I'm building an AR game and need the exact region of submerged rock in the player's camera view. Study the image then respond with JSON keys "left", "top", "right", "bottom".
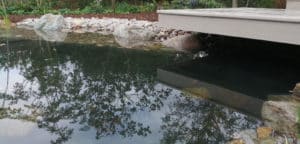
{"left": 256, "top": 127, "right": 273, "bottom": 140}
{"left": 261, "top": 101, "right": 299, "bottom": 134}
{"left": 34, "top": 30, "right": 68, "bottom": 42}
{"left": 231, "top": 129, "right": 258, "bottom": 144}
{"left": 227, "top": 139, "right": 245, "bottom": 144}
{"left": 34, "top": 14, "right": 66, "bottom": 31}
{"left": 16, "top": 18, "right": 38, "bottom": 29}
{"left": 0, "top": 43, "right": 6, "bottom": 47}
{"left": 228, "top": 127, "right": 297, "bottom": 144}
{"left": 162, "top": 34, "right": 202, "bottom": 52}
{"left": 292, "top": 83, "right": 300, "bottom": 100}
{"left": 114, "top": 36, "right": 152, "bottom": 48}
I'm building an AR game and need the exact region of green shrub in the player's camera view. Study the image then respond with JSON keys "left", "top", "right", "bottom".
{"left": 2, "top": 0, "right": 278, "bottom": 15}
{"left": 139, "top": 3, "right": 156, "bottom": 12}
{"left": 169, "top": 0, "right": 223, "bottom": 9}
{"left": 256, "top": 0, "right": 276, "bottom": 8}
{"left": 198, "top": 0, "right": 223, "bottom": 8}
{"left": 114, "top": 2, "right": 140, "bottom": 13}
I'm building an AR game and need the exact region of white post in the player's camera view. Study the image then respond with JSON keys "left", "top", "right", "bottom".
{"left": 286, "top": 0, "right": 300, "bottom": 10}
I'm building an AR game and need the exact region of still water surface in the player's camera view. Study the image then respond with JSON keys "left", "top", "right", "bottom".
{"left": 0, "top": 29, "right": 260, "bottom": 144}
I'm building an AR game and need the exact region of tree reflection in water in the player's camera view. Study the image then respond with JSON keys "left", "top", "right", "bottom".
{"left": 0, "top": 38, "right": 260, "bottom": 144}
{"left": 160, "top": 95, "right": 259, "bottom": 144}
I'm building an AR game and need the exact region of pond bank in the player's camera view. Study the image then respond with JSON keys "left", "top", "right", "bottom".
{"left": 1, "top": 13, "right": 201, "bottom": 51}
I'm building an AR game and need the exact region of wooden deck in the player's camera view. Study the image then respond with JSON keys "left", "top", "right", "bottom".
{"left": 158, "top": 8, "right": 300, "bottom": 45}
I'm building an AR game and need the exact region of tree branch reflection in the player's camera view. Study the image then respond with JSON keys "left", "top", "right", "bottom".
{"left": 0, "top": 40, "right": 182, "bottom": 143}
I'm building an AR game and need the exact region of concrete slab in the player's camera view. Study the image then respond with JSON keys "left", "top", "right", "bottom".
{"left": 158, "top": 8, "right": 300, "bottom": 45}
{"left": 287, "top": 0, "right": 300, "bottom": 10}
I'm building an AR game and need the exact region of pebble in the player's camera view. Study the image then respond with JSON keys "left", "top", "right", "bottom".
{"left": 0, "top": 43, "right": 6, "bottom": 47}
{"left": 256, "top": 127, "right": 273, "bottom": 140}
{"left": 227, "top": 139, "right": 245, "bottom": 144}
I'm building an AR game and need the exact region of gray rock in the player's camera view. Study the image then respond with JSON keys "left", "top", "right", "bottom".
{"left": 113, "top": 24, "right": 157, "bottom": 48}
{"left": 162, "top": 34, "right": 202, "bottom": 52}
{"left": 113, "top": 24, "right": 156, "bottom": 41}
{"left": 114, "top": 36, "right": 152, "bottom": 48}
{"left": 34, "top": 30, "right": 68, "bottom": 42}
{"left": 16, "top": 18, "right": 38, "bottom": 29}
{"left": 261, "top": 101, "right": 299, "bottom": 134}
{"left": 34, "top": 14, "right": 66, "bottom": 31}
{"left": 0, "top": 43, "right": 6, "bottom": 47}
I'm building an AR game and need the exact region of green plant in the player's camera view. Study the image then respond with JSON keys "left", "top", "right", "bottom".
{"left": 140, "top": 3, "right": 156, "bottom": 12}
{"left": 256, "top": 0, "right": 276, "bottom": 8}
{"left": 0, "top": 0, "right": 11, "bottom": 29}
{"left": 114, "top": 2, "right": 140, "bottom": 13}
{"left": 170, "top": 0, "right": 223, "bottom": 9}
{"left": 81, "top": 6, "right": 95, "bottom": 14}
{"left": 198, "top": 0, "right": 223, "bottom": 8}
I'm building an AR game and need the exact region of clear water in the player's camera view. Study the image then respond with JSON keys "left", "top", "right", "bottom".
{"left": 0, "top": 29, "right": 260, "bottom": 144}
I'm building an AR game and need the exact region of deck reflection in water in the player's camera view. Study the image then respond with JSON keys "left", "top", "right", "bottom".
{"left": 158, "top": 54, "right": 300, "bottom": 118}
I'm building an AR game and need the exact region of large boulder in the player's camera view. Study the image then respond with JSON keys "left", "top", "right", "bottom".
{"left": 113, "top": 24, "right": 157, "bottom": 48}
{"left": 114, "top": 24, "right": 156, "bottom": 40}
{"left": 34, "top": 14, "right": 66, "bottom": 31}
{"left": 261, "top": 101, "right": 299, "bottom": 134}
{"left": 34, "top": 30, "right": 68, "bottom": 42}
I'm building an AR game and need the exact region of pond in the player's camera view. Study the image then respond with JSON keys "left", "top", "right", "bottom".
{"left": 0, "top": 28, "right": 262, "bottom": 144}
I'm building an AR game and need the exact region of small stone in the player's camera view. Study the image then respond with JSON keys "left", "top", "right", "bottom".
{"left": 227, "top": 139, "right": 245, "bottom": 144}
{"left": 96, "top": 44, "right": 104, "bottom": 47}
{"left": 10, "top": 23, "right": 16, "bottom": 27}
{"left": 257, "top": 127, "right": 272, "bottom": 140}
{"left": 259, "top": 138, "right": 276, "bottom": 144}
{"left": 73, "top": 29, "right": 85, "bottom": 33}
{"left": 232, "top": 129, "right": 258, "bottom": 144}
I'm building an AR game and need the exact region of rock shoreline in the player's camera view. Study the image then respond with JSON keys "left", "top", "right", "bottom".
{"left": 12, "top": 14, "right": 195, "bottom": 50}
